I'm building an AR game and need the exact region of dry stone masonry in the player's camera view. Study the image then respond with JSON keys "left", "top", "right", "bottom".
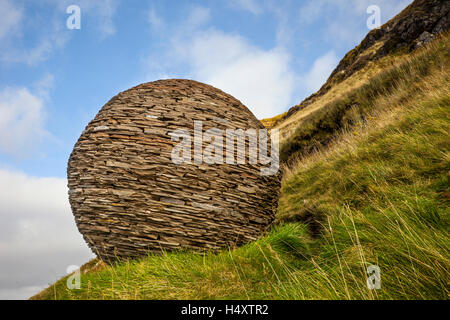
{"left": 68, "top": 79, "right": 281, "bottom": 262}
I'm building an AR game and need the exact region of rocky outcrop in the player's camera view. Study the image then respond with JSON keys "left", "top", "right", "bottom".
{"left": 328, "top": 0, "right": 449, "bottom": 83}
{"left": 67, "top": 79, "right": 281, "bottom": 263}
{"left": 282, "top": 0, "right": 450, "bottom": 121}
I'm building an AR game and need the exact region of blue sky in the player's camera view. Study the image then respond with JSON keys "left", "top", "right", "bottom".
{"left": 0, "top": 0, "right": 412, "bottom": 299}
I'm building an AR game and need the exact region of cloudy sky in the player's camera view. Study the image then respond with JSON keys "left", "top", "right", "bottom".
{"left": 0, "top": 0, "right": 412, "bottom": 299}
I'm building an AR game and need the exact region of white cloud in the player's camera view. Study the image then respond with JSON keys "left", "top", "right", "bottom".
{"left": 0, "top": 3, "right": 68, "bottom": 65}
{"left": 34, "top": 74, "right": 55, "bottom": 100}
{"left": 94, "top": 0, "right": 119, "bottom": 37}
{"left": 0, "top": 74, "right": 58, "bottom": 157}
{"left": 175, "top": 30, "right": 294, "bottom": 119}
{"left": 52, "top": 0, "right": 120, "bottom": 38}
{"left": 144, "top": 2, "right": 413, "bottom": 118}
{"left": 0, "top": 0, "right": 22, "bottom": 39}
{"left": 0, "top": 169, "right": 93, "bottom": 299}
{"left": 0, "top": 87, "right": 48, "bottom": 156}
{"left": 268, "top": 4, "right": 291, "bottom": 47}
{"left": 0, "top": 0, "right": 120, "bottom": 65}
{"left": 0, "top": 20, "right": 69, "bottom": 66}
{"left": 231, "top": 0, "right": 262, "bottom": 15}
{"left": 146, "top": 6, "right": 296, "bottom": 119}
{"left": 148, "top": 8, "right": 164, "bottom": 31}
{"left": 350, "top": 0, "right": 413, "bottom": 18}
{"left": 297, "top": 0, "right": 328, "bottom": 25}
{"left": 302, "top": 51, "right": 339, "bottom": 92}
{"left": 297, "top": 0, "right": 413, "bottom": 47}
{"left": 186, "top": 6, "right": 211, "bottom": 29}
{"left": 298, "top": 0, "right": 412, "bottom": 24}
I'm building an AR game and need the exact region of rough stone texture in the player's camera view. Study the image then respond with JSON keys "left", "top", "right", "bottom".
{"left": 68, "top": 79, "right": 281, "bottom": 263}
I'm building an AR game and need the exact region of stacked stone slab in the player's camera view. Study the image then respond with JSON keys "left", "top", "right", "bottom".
{"left": 68, "top": 79, "right": 281, "bottom": 262}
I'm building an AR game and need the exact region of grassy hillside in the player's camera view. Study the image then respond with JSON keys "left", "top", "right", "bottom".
{"left": 273, "top": 0, "right": 449, "bottom": 143}
{"left": 261, "top": 112, "right": 287, "bottom": 129}
{"left": 32, "top": 34, "right": 449, "bottom": 300}
{"left": 278, "top": 34, "right": 449, "bottom": 164}
{"left": 271, "top": 45, "right": 400, "bottom": 143}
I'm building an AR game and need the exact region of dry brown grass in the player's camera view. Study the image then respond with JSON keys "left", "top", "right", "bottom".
{"left": 274, "top": 36, "right": 441, "bottom": 144}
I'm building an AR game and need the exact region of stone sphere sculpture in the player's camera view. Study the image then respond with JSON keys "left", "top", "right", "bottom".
{"left": 68, "top": 79, "right": 281, "bottom": 262}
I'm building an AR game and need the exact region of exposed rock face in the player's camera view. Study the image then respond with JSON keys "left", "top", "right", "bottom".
{"left": 68, "top": 79, "right": 281, "bottom": 262}
{"left": 328, "top": 0, "right": 449, "bottom": 83}
{"left": 281, "top": 0, "right": 450, "bottom": 121}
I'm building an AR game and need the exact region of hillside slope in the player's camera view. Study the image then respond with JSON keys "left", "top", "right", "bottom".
{"left": 271, "top": 0, "right": 449, "bottom": 146}
{"left": 32, "top": 33, "right": 449, "bottom": 300}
